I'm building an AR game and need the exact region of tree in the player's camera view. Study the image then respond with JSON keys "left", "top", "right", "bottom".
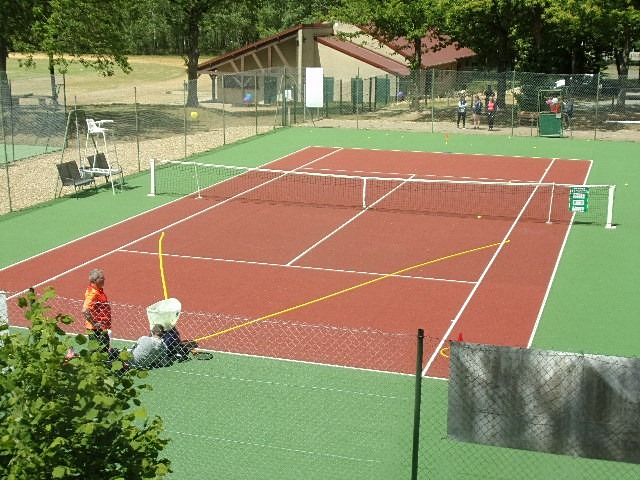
{"left": 442, "top": 0, "right": 535, "bottom": 107}
{"left": 0, "top": 288, "right": 171, "bottom": 479}
{"left": 332, "top": 0, "right": 449, "bottom": 109}
{"left": 0, "top": 0, "right": 37, "bottom": 105}
{"left": 1, "top": 0, "right": 132, "bottom": 108}
{"left": 167, "top": 0, "right": 222, "bottom": 107}
{"left": 590, "top": 0, "right": 639, "bottom": 106}
{"left": 125, "top": 0, "right": 174, "bottom": 55}
{"left": 255, "top": 0, "right": 340, "bottom": 38}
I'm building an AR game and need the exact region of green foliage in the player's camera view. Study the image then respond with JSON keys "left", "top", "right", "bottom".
{"left": 0, "top": 288, "right": 171, "bottom": 479}
{"left": 332, "top": 0, "right": 448, "bottom": 70}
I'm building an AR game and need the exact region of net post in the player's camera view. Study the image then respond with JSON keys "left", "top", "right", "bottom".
{"left": 148, "top": 158, "right": 156, "bottom": 196}
{"left": 194, "top": 163, "right": 202, "bottom": 199}
{"left": 411, "top": 328, "right": 425, "bottom": 480}
{"left": 362, "top": 177, "right": 367, "bottom": 209}
{"left": 605, "top": 184, "right": 616, "bottom": 229}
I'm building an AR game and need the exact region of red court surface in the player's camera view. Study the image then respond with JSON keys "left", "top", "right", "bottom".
{"left": 0, "top": 147, "right": 591, "bottom": 378}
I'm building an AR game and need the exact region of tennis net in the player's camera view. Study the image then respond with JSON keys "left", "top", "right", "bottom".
{"left": 149, "top": 159, "right": 616, "bottom": 227}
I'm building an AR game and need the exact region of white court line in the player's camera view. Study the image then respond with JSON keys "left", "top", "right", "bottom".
{"left": 0, "top": 145, "right": 318, "bottom": 275}
{"left": 119, "top": 248, "right": 477, "bottom": 286}
{"left": 6, "top": 147, "right": 344, "bottom": 300}
{"left": 527, "top": 159, "right": 593, "bottom": 347}
{"left": 422, "top": 158, "right": 559, "bottom": 377}
{"left": 286, "top": 175, "right": 417, "bottom": 266}
{"left": 303, "top": 167, "right": 537, "bottom": 184}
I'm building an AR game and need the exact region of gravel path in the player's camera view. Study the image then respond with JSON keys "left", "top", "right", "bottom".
{"left": 1, "top": 117, "right": 636, "bottom": 215}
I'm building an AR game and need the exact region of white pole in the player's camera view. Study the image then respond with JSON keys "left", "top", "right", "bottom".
{"left": 0, "top": 291, "right": 7, "bottom": 333}
{"left": 605, "top": 184, "right": 616, "bottom": 229}
{"left": 195, "top": 163, "right": 202, "bottom": 199}
{"left": 362, "top": 177, "right": 367, "bottom": 208}
{"left": 148, "top": 159, "right": 156, "bottom": 196}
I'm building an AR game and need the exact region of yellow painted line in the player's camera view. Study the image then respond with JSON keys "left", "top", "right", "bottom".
{"left": 159, "top": 232, "right": 169, "bottom": 300}
{"left": 194, "top": 240, "right": 510, "bottom": 343}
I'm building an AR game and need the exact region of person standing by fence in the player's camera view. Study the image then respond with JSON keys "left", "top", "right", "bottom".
{"left": 82, "top": 268, "right": 112, "bottom": 353}
{"left": 486, "top": 96, "right": 497, "bottom": 131}
{"left": 456, "top": 96, "right": 467, "bottom": 129}
{"left": 484, "top": 85, "right": 494, "bottom": 106}
{"left": 472, "top": 95, "right": 482, "bottom": 129}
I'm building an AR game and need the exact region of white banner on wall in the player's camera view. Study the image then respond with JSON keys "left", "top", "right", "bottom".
{"left": 305, "top": 67, "right": 324, "bottom": 108}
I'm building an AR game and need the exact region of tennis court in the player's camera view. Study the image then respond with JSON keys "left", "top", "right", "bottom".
{"left": 1, "top": 127, "right": 638, "bottom": 479}
{"left": 0, "top": 145, "right": 605, "bottom": 379}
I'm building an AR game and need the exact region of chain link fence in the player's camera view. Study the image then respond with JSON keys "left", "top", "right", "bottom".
{"left": 1, "top": 67, "right": 638, "bottom": 215}
{"left": 2, "top": 289, "right": 639, "bottom": 479}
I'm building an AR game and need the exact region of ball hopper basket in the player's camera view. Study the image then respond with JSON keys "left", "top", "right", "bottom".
{"left": 146, "top": 298, "right": 182, "bottom": 330}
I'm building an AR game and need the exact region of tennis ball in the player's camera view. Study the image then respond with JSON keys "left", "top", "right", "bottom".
{"left": 477, "top": 215, "right": 482, "bottom": 219}
{"left": 190, "top": 111, "right": 198, "bottom": 119}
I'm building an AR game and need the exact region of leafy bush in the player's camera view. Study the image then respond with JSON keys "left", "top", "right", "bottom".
{"left": 0, "top": 288, "right": 171, "bottom": 479}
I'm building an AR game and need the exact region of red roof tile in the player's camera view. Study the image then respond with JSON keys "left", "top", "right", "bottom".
{"left": 316, "top": 36, "right": 410, "bottom": 76}
{"left": 359, "top": 26, "right": 476, "bottom": 68}
{"left": 198, "top": 23, "right": 475, "bottom": 73}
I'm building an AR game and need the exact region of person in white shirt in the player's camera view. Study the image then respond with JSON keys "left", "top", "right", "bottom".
{"left": 128, "top": 324, "right": 171, "bottom": 369}
{"left": 457, "top": 96, "right": 467, "bottom": 129}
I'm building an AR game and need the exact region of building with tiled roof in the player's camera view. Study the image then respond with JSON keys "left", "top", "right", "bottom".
{"left": 197, "top": 23, "right": 476, "bottom": 106}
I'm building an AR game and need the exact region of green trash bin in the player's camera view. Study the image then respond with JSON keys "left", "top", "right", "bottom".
{"left": 538, "top": 113, "right": 563, "bottom": 137}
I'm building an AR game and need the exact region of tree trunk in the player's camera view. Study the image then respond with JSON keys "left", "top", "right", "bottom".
{"left": 185, "top": 16, "right": 200, "bottom": 108}
{"left": 0, "top": 40, "right": 7, "bottom": 82}
{"left": 0, "top": 41, "right": 9, "bottom": 102}
{"left": 615, "top": 48, "right": 630, "bottom": 109}
{"left": 48, "top": 53, "right": 59, "bottom": 108}
{"left": 408, "top": 37, "right": 423, "bottom": 111}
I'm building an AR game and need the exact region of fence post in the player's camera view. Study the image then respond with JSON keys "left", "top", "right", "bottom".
{"left": 510, "top": 70, "right": 516, "bottom": 136}
{"left": 430, "top": 70, "right": 435, "bottom": 133}
{"left": 411, "top": 328, "right": 425, "bottom": 480}
{"left": 594, "top": 72, "right": 600, "bottom": 140}
{"left": 254, "top": 74, "right": 258, "bottom": 135}
{"left": 134, "top": 87, "right": 140, "bottom": 172}
{"left": 356, "top": 69, "right": 360, "bottom": 130}
{"left": 1, "top": 80, "right": 13, "bottom": 213}
{"left": 183, "top": 81, "right": 187, "bottom": 160}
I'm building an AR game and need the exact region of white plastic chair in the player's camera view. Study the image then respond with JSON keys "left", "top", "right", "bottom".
{"left": 85, "top": 118, "right": 114, "bottom": 155}
{"left": 84, "top": 118, "right": 121, "bottom": 194}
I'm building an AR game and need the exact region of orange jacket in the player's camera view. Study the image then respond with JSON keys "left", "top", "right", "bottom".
{"left": 83, "top": 284, "right": 111, "bottom": 330}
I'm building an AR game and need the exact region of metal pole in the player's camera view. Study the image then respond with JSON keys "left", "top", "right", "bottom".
{"left": 183, "top": 81, "right": 187, "bottom": 159}
{"left": 356, "top": 68, "right": 360, "bottom": 130}
{"left": 594, "top": 72, "right": 600, "bottom": 140}
{"left": 510, "top": 70, "right": 516, "bottom": 136}
{"left": 411, "top": 328, "right": 425, "bottom": 480}
{"left": 254, "top": 74, "right": 258, "bottom": 135}
{"left": 134, "top": 87, "right": 140, "bottom": 172}
{"left": 431, "top": 70, "right": 435, "bottom": 133}
{"left": 0, "top": 82, "right": 12, "bottom": 212}
{"left": 222, "top": 76, "right": 227, "bottom": 144}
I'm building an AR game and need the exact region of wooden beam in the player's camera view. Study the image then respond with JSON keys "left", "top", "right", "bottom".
{"left": 251, "top": 52, "right": 263, "bottom": 70}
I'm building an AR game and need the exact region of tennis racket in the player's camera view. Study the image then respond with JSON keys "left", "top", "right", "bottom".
{"left": 190, "top": 349, "right": 214, "bottom": 360}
